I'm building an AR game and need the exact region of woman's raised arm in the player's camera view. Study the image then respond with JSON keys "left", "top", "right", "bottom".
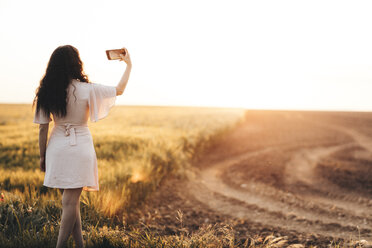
{"left": 116, "top": 47, "right": 132, "bottom": 96}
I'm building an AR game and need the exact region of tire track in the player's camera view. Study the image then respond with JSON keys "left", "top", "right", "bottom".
{"left": 188, "top": 120, "right": 372, "bottom": 241}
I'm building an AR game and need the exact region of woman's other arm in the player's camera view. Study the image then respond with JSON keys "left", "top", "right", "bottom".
{"left": 116, "top": 47, "right": 132, "bottom": 96}
{"left": 38, "top": 123, "right": 49, "bottom": 172}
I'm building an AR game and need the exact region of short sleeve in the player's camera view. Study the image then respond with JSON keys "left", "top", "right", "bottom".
{"left": 33, "top": 107, "right": 52, "bottom": 124}
{"left": 88, "top": 83, "right": 117, "bottom": 122}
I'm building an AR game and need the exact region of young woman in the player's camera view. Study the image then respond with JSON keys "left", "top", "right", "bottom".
{"left": 32, "top": 45, "right": 132, "bottom": 248}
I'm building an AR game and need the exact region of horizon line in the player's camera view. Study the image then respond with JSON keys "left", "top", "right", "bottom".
{"left": 1, "top": 102, "right": 372, "bottom": 113}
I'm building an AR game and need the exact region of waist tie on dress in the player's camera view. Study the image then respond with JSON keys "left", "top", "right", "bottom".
{"left": 56, "top": 123, "right": 88, "bottom": 146}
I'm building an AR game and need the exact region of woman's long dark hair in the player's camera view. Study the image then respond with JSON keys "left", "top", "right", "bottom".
{"left": 32, "top": 45, "right": 90, "bottom": 119}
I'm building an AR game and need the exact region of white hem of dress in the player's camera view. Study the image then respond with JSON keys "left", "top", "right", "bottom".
{"left": 43, "top": 184, "right": 99, "bottom": 192}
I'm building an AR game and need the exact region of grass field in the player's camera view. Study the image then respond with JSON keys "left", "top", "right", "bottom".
{"left": 1, "top": 105, "right": 369, "bottom": 247}
{"left": 0, "top": 104, "right": 246, "bottom": 247}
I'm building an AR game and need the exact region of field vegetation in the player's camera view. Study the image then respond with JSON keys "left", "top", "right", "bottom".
{"left": 0, "top": 105, "right": 366, "bottom": 247}
{"left": 0, "top": 104, "right": 247, "bottom": 247}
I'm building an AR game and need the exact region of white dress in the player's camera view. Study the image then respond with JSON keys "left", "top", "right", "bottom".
{"left": 33, "top": 79, "right": 117, "bottom": 191}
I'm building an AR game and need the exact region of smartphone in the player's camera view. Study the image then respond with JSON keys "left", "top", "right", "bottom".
{"left": 106, "top": 49, "right": 126, "bottom": 60}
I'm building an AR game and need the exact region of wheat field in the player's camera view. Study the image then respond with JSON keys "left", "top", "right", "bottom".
{"left": 0, "top": 104, "right": 245, "bottom": 247}
{"left": 2, "top": 105, "right": 367, "bottom": 247}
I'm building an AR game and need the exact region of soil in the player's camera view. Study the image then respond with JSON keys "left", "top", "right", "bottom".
{"left": 135, "top": 110, "right": 372, "bottom": 247}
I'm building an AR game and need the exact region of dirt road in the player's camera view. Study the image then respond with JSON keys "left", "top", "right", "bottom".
{"left": 140, "top": 110, "right": 372, "bottom": 245}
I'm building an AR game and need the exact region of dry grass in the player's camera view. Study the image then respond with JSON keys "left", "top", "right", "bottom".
{"left": 0, "top": 104, "right": 246, "bottom": 247}
{"left": 0, "top": 105, "right": 361, "bottom": 247}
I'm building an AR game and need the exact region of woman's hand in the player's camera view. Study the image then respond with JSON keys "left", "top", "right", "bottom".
{"left": 40, "top": 157, "right": 46, "bottom": 172}
{"left": 119, "top": 47, "right": 132, "bottom": 66}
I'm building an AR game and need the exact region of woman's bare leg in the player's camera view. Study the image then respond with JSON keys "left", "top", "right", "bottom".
{"left": 56, "top": 188, "right": 83, "bottom": 248}
{"left": 71, "top": 201, "right": 84, "bottom": 247}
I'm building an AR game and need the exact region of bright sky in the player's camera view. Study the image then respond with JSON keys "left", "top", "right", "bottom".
{"left": 1, "top": 0, "right": 372, "bottom": 111}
